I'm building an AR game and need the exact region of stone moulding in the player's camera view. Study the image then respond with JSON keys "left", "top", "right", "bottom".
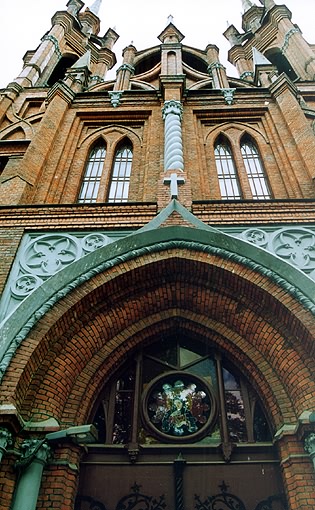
{"left": 0, "top": 225, "right": 315, "bottom": 382}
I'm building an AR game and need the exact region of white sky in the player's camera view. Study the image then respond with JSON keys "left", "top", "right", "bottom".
{"left": 0, "top": 0, "right": 314, "bottom": 88}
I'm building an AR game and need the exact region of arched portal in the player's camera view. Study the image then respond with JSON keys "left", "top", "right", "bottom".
{"left": 1, "top": 219, "right": 315, "bottom": 510}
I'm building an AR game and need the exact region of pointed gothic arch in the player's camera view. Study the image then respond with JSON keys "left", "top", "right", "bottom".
{"left": 1, "top": 214, "right": 314, "bottom": 510}
{"left": 107, "top": 138, "right": 133, "bottom": 203}
{"left": 77, "top": 139, "right": 107, "bottom": 203}
{"left": 240, "top": 134, "right": 272, "bottom": 199}
{"left": 214, "top": 134, "right": 242, "bottom": 199}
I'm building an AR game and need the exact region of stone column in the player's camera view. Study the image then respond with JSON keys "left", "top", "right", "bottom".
{"left": 162, "top": 100, "right": 184, "bottom": 171}
{"left": 0, "top": 427, "right": 13, "bottom": 463}
{"left": 12, "top": 439, "right": 52, "bottom": 510}
{"left": 206, "top": 45, "right": 229, "bottom": 89}
{"left": 114, "top": 45, "right": 136, "bottom": 91}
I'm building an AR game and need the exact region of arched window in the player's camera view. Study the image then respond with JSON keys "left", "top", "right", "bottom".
{"left": 92, "top": 337, "right": 272, "bottom": 446}
{"left": 108, "top": 141, "right": 133, "bottom": 203}
{"left": 214, "top": 136, "right": 242, "bottom": 199}
{"left": 78, "top": 141, "right": 106, "bottom": 203}
{"left": 241, "top": 137, "right": 271, "bottom": 199}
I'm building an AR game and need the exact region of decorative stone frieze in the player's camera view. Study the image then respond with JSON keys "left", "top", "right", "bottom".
{"left": 2, "top": 226, "right": 315, "bottom": 324}
{"left": 0, "top": 231, "right": 127, "bottom": 322}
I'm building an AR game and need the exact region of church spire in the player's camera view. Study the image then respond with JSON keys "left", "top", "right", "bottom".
{"left": 88, "top": 0, "right": 102, "bottom": 16}
{"left": 242, "top": 0, "right": 253, "bottom": 12}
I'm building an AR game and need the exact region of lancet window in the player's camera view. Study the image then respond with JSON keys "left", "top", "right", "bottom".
{"left": 214, "top": 136, "right": 242, "bottom": 199}
{"left": 108, "top": 141, "right": 133, "bottom": 203}
{"left": 241, "top": 137, "right": 272, "bottom": 199}
{"left": 213, "top": 133, "right": 272, "bottom": 200}
{"left": 78, "top": 141, "right": 106, "bottom": 203}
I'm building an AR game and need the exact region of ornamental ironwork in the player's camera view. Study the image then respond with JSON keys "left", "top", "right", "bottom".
{"left": 195, "top": 481, "right": 287, "bottom": 510}
{"left": 76, "top": 484, "right": 166, "bottom": 510}
{"left": 116, "top": 483, "right": 166, "bottom": 510}
{"left": 195, "top": 481, "right": 246, "bottom": 510}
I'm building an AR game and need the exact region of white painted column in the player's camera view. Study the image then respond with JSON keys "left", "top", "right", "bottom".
{"left": 162, "top": 100, "right": 184, "bottom": 171}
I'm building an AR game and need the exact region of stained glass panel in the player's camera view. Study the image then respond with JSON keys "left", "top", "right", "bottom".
{"left": 145, "top": 373, "right": 215, "bottom": 440}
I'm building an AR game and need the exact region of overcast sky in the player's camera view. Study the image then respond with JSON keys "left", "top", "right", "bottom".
{"left": 0, "top": 0, "right": 313, "bottom": 88}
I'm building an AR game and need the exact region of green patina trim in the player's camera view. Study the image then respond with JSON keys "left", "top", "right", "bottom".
{"left": 0, "top": 225, "right": 314, "bottom": 381}
{"left": 137, "top": 200, "right": 217, "bottom": 233}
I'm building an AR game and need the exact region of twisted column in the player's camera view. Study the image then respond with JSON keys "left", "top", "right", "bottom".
{"left": 174, "top": 453, "right": 186, "bottom": 510}
{"left": 162, "top": 100, "right": 184, "bottom": 171}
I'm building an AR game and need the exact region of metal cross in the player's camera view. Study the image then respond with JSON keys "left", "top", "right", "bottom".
{"left": 163, "top": 172, "right": 185, "bottom": 199}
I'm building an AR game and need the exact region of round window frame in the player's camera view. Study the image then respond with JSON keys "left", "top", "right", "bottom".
{"left": 141, "top": 371, "right": 217, "bottom": 443}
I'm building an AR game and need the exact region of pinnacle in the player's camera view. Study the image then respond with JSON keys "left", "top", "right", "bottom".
{"left": 242, "top": 0, "right": 253, "bottom": 11}
{"left": 88, "top": 0, "right": 102, "bottom": 16}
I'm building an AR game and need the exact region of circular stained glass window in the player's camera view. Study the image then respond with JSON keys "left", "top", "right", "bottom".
{"left": 142, "top": 372, "right": 217, "bottom": 442}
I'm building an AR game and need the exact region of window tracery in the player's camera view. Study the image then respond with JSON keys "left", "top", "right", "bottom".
{"left": 213, "top": 133, "right": 272, "bottom": 200}
{"left": 92, "top": 338, "right": 272, "bottom": 446}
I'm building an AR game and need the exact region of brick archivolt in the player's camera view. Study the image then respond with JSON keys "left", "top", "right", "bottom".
{"left": 2, "top": 246, "right": 314, "bottom": 433}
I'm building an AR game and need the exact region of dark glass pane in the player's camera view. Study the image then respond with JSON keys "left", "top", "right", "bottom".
{"left": 145, "top": 339, "right": 178, "bottom": 367}
{"left": 225, "top": 389, "right": 247, "bottom": 442}
{"left": 112, "top": 365, "right": 136, "bottom": 444}
{"left": 223, "top": 368, "right": 247, "bottom": 442}
{"left": 142, "top": 358, "right": 170, "bottom": 384}
{"left": 112, "top": 391, "right": 133, "bottom": 444}
{"left": 0, "top": 156, "right": 8, "bottom": 173}
{"left": 253, "top": 401, "right": 272, "bottom": 442}
{"left": 116, "top": 366, "right": 136, "bottom": 391}
{"left": 93, "top": 402, "right": 106, "bottom": 443}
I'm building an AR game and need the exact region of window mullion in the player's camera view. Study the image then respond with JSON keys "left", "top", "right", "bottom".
{"left": 131, "top": 353, "right": 142, "bottom": 445}
{"left": 240, "top": 378, "right": 254, "bottom": 442}
{"left": 215, "top": 353, "right": 230, "bottom": 444}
